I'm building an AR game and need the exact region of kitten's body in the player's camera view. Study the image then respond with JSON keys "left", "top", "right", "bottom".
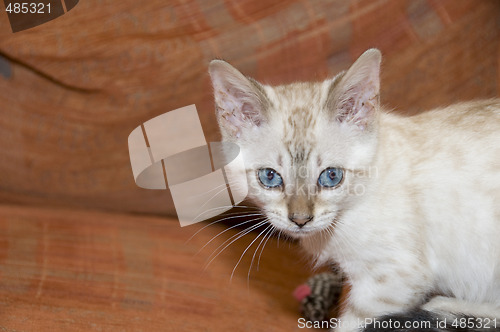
{"left": 209, "top": 50, "right": 500, "bottom": 331}
{"left": 302, "top": 100, "right": 500, "bottom": 326}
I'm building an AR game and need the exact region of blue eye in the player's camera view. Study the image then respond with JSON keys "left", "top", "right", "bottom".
{"left": 318, "top": 168, "right": 344, "bottom": 188}
{"left": 258, "top": 168, "right": 283, "bottom": 188}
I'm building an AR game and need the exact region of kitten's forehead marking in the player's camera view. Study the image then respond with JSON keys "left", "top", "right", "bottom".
{"left": 285, "top": 141, "right": 311, "bottom": 167}
{"left": 265, "top": 80, "right": 330, "bottom": 170}
{"left": 283, "top": 106, "right": 318, "bottom": 167}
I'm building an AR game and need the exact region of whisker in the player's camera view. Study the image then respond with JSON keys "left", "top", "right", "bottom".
{"left": 247, "top": 225, "right": 274, "bottom": 285}
{"left": 197, "top": 215, "right": 266, "bottom": 255}
{"left": 196, "top": 184, "right": 236, "bottom": 213}
{"left": 230, "top": 223, "right": 272, "bottom": 282}
{"left": 276, "top": 229, "right": 282, "bottom": 248}
{"left": 190, "top": 204, "right": 239, "bottom": 224}
{"left": 190, "top": 202, "right": 260, "bottom": 224}
{"left": 189, "top": 199, "right": 260, "bottom": 225}
{"left": 257, "top": 227, "right": 276, "bottom": 272}
{"left": 191, "top": 181, "right": 230, "bottom": 198}
{"left": 190, "top": 178, "right": 251, "bottom": 221}
{"left": 204, "top": 220, "right": 267, "bottom": 270}
{"left": 206, "top": 219, "right": 266, "bottom": 261}
{"left": 247, "top": 224, "right": 276, "bottom": 287}
{"left": 187, "top": 212, "right": 264, "bottom": 245}
{"left": 206, "top": 209, "right": 261, "bottom": 221}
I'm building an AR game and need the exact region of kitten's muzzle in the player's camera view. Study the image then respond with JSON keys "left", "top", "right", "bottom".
{"left": 288, "top": 214, "right": 313, "bottom": 228}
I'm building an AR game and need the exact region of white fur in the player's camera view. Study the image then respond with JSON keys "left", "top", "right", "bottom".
{"left": 210, "top": 49, "right": 500, "bottom": 331}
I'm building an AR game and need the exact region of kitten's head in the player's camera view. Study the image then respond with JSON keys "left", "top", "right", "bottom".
{"left": 209, "top": 49, "right": 381, "bottom": 238}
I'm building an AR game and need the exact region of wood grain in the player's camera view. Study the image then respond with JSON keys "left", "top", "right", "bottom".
{"left": 0, "top": 204, "right": 332, "bottom": 331}
{"left": 0, "top": 0, "right": 498, "bottom": 216}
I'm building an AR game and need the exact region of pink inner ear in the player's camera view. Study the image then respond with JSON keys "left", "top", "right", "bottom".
{"left": 336, "top": 84, "right": 377, "bottom": 130}
{"left": 215, "top": 83, "right": 264, "bottom": 135}
{"left": 241, "top": 102, "right": 262, "bottom": 126}
{"left": 336, "top": 96, "right": 355, "bottom": 123}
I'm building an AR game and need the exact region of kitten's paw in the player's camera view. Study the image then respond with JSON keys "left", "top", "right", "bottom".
{"left": 294, "top": 271, "right": 343, "bottom": 322}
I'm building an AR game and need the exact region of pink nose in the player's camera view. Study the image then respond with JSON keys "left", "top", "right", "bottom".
{"left": 288, "top": 214, "right": 313, "bottom": 227}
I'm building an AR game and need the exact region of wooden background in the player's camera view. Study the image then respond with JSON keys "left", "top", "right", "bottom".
{"left": 0, "top": 205, "right": 319, "bottom": 331}
{"left": 0, "top": 0, "right": 499, "bottom": 216}
{"left": 0, "top": 1, "right": 499, "bottom": 331}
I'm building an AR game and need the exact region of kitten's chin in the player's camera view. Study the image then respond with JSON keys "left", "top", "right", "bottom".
{"left": 286, "top": 229, "right": 318, "bottom": 239}
{"left": 277, "top": 225, "right": 327, "bottom": 239}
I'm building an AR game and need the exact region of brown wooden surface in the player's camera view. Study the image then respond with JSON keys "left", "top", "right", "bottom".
{"left": 0, "top": 0, "right": 499, "bottom": 215}
{"left": 0, "top": 204, "right": 331, "bottom": 331}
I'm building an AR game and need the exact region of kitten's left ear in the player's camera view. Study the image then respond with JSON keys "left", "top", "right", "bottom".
{"left": 328, "top": 48, "right": 381, "bottom": 131}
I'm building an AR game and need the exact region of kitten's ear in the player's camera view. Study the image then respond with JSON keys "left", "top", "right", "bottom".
{"left": 209, "top": 60, "right": 269, "bottom": 139}
{"left": 328, "top": 48, "right": 381, "bottom": 131}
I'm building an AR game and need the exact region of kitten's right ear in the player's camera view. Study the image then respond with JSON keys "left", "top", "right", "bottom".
{"left": 209, "top": 60, "right": 269, "bottom": 140}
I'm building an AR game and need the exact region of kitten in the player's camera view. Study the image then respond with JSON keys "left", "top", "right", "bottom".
{"left": 209, "top": 49, "right": 500, "bottom": 331}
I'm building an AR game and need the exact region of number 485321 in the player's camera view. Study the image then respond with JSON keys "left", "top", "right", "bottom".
{"left": 5, "top": 2, "right": 51, "bottom": 14}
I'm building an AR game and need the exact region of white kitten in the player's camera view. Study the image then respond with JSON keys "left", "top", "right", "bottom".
{"left": 209, "top": 49, "right": 500, "bottom": 331}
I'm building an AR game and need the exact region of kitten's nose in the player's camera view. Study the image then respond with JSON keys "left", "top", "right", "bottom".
{"left": 288, "top": 214, "right": 313, "bottom": 228}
